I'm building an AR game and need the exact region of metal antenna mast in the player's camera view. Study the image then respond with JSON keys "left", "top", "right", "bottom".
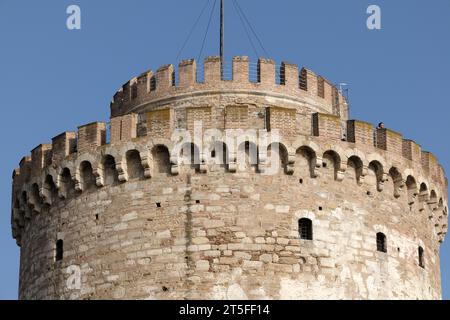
{"left": 220, "top": 0, "right": 224, "bottom": 78}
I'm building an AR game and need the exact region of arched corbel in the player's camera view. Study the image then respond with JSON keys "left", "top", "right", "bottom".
{"left": 93, "top": 165, "right": 104, "bottom": 188}
{"left": 258, "top": 149, "right": 268, "bottom": 174}
{"left": 28, "top": 186, "right": 42, "bottom": 214}
{"left": 358, "top": 165, "right": 368, "bottom": 186}
{"left": 199, "top": 152, "right": 207, "bottom": 173}
{"left": 140, "top": 151, "right": 152, "bottom": 179}
{"left": 393, "top": 178, "right": 405, "bottom": 198}
{"left": 428, "top": 198, "right": 438, "bottom": 211}
{"left": 169, "top": 154, "right": 179, "bottom": 176}
{"left": 228, "top": 152, "right": 237, "bottom": 173}
{"left": 286, "top": 152, "right": 295, "bottom": 175}
{"left": 40, "top": 184, "right": 52, "bottom": 206}
{"left": 19, "top": 195, "right": 32, "bottom": 220}
{"left": 55, "top": 171, "right": 65, "bottom": 199}
{"left": 72, "top": 170, "right": 82, "bottom": 193}
{"left": 336, "top": 161, "right": 347, "bottom": 182}
{"left": 116, "top": 159, "right": 128, "bottom": 182}
{"left": 419, "top": 190, "right": 429, "bottom": 212}
{"left": 314, "top": 156, "right": 323, "bottom": 178}
{"left": 377, "top": 172, "right": 388, "bottom": 192}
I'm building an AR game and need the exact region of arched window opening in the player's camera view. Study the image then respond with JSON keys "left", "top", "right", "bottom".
{"left": 237, "top": 141, "right": 258, "bottom": 172}
{"left": 103, "top": 155, "right": 119, "bottom": 185}
{"left": 44, "top": 175, "right": 57, "bottom": 195}
{"left": 389, "top": 167, "right": 403, "bottom": 198}
{"left": 298, "top": 218, "right": 313, "bottom": 240}
{"left": 210, "top": 142, "right": 229, "bottom": 171}
{"left": 20, "top": 191, "right": 30, "bottom": 217}
{"left": 347, "top": 156, "right": 363, "bottom": 184}
{"left": 126, "top": 150, "right": 145, "bottom": 180}
{"left": 428, "top": 190, "right": 438, "bottom": 210}
{"left": 419, "top": 183, "right": 429, "bottom": 203}
{"left": 43, "top": 175, "right": 57, "bottom": 205}
{"left": 368, "top": 161, "right": 384, "bottom": 192}
{"left": 29, "top": 183, "right": 42, "bottom": 212}
{"left": 152, "top": 145, "right": 171, "bottom": 175}
{"left": 376, "top": 232, "right": 387, "bottom": 253}
{"left": 60, "top": 168, "right": 74, "bottom": 198}
{"left": 295, "top": 146, "right": 316, "bottom": 179}
{"left": 180, "top": 143, "right": 200, "bottom": 173}
{"left": 267, "top": 143, "right": 289, "bottom": 174}
{"left": 80, "top": 161, "right": 96, "bottom": 191}
{"left": 406, "top": 176, "right": 418, "bottom": 205}
{"left": 322, "top": 151, "right": 340, "bottom": 180}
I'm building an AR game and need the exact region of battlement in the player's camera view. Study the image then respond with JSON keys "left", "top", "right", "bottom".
{"left": 12, "top": 110, "right": 448, "bottom": 194}
{"left": 11, "top": 110, "right": 449, "bottom": 248}
{"left": 110, "top": 56, "right": 349, "bottom": 119}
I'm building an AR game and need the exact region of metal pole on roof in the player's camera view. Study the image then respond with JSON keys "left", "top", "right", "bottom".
{"left": 220, "top": 0, "right": 224, "bottom": 78}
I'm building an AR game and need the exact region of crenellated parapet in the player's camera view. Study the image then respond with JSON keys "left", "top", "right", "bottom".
{"left": 11, "top": 111, "right": 448, "bottom": 247}
{"left": 110, "top": 56, "right": 349, "bottom": 120}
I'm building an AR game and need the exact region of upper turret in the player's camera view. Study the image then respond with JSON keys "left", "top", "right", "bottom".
{"left": 110, "top": 56, "right": 349, "bottom": 119}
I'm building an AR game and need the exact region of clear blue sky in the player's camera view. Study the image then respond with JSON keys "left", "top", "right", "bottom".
{"left": 0, "top": 0, "right": 449, "bottom": 299}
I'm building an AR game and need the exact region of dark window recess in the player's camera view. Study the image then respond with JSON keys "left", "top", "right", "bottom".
{"left": 298, "top": 218, "right": 313, "bottom": 240}
{"left": 299, "top": 178, "right": 303, "bottom": 184}
{"left": 376, "top": 232, "right": 387, "bottom": 253}
{"left": 211, "top": 150, "right": 216, "bottom": 158}
{"left": 299, "top": 68, "right": 308, "bottom": 91}
{"left": 196, "top": 200, "right": 200, "bottom": 204}
{"left": 156, "top": 202, "right": 161, "bottom": 208}
{"left": 318, "top": 206, "right": 323, "bottom": 211}
{"left": 418, "top": 246, "right": 425, "bottom": 268}
{"left": 150, "top": 76, "right": 157, "bottom": 91}
{"left": 95, "top": 214, "right": 99, "bottom": 220}
{"left": 55, "top": 239, "right": 64, "bottom": 261}
{"left": 131, "top": 85, "right": 138, "bottom": 99}
{"left": 318, "top": 76, "right": 325, "bottom": 98}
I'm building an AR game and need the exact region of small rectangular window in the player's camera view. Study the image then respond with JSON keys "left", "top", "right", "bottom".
{"left": 131, "top": 85, "right": 138, "bottom": 99}
{"left": 298, "top": 218, "right": 313, "bottom": 240}
{"left": 318, "top": 76, "right": 325, "bottom": 98}
{"left": 55, "top": 239, "right": 63, "bottom": 261}
{"left": 376, "top": 233, "right": 387, "bottom": 253}
{"left": 299, "top": 68, "right": 308, "bottom": 91}
{"left": 418, "top": 246, "right": 425, "bottom": 268}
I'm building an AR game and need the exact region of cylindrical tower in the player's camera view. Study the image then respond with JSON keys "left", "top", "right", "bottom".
{"left": 11, "top": 56, "right": 448, "bottom": 299}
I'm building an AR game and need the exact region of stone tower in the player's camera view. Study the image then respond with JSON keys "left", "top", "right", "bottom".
{"left": 11, "top": 56, "right": 448, "bottom": 299}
